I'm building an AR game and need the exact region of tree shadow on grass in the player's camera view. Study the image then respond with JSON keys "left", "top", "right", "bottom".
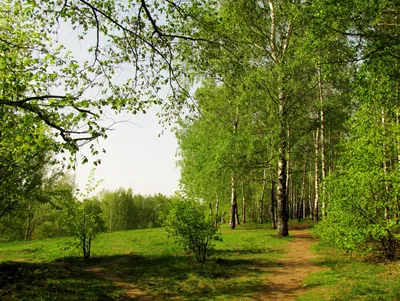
{"left": 69, "top": 253, "right": 283, "bottom": 300}
{"left": 1, "top": 251, "right": 284, "bottom": 300}
{"left": 0, "top": 261, "right": 129, "bottom": 300}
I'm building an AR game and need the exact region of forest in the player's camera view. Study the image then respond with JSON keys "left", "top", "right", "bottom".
{"left": 0, "top": 0, "right": 399, "bottom": 300}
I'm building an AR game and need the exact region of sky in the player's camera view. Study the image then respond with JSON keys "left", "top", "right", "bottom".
{"left": 74, "top": 107, "right": 181, "bottom": 197}
{"left": 58, "top": 22, "right": 181, "bottom": 197}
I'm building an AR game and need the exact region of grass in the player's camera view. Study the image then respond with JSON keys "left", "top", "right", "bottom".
{"left": 297, "top": 238, "right": 400, "bottom": 301}
{"left": 0, "top": 223, "right": 290, "bottom": 300}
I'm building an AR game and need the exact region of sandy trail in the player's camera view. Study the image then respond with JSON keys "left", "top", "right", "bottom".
{"left": 254, "top": 222, "right": 324, "bottom": 301}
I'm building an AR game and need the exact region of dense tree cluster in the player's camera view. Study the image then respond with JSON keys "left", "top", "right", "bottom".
{"left": 172, "top": 0, "right": 400, "bottom": 257}
{"left": 0, "top": 183, "right": 168, "bottom": 243}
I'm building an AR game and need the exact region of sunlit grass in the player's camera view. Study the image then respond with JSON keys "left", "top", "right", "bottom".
{"left": 0, "top": 223, "right": 289, "bottom": 300}
{"left": 298, "top": 241, "right": 400, "bottom": 301}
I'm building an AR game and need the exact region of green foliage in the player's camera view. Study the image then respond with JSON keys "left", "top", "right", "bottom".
{"left": 159, "top": 196, "right": 222, "bottom": 263}
{"left": 98, "top": 189, "right": 167, "bottom": 232}
{"left": 62, "top": 199, "right": 106, "bottom": 259}
{"left": 317, "top": 104, "right": 400, "bottom": 258}
{"left": 0, "top": 172, "right": 76, "bottom": 242}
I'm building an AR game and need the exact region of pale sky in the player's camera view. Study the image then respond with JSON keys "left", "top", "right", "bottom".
{"left": 74, "top": 107, "right": 181, "bottom": 197}
{"left": 58, "top": 22, "right": 181, "bottom": 197}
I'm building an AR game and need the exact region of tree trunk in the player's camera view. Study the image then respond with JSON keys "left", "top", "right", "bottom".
{"left": 277, "top": 100, "right": 289, "bottom": 237}
{"left": 229, "top": 175, "right": 238, "bottom": 229}
{"left": 270, "top": 179, "right": 276, "bottom": 229}
{"left": 286, "top": 125, "right": 291, "bottom": 219}
{"left": 236, "top": 204, "right": 241, "bottom": 226}
{"left": 308, "top": 169, "right": 314, "bottom": 219}
{"left": 382, "top": 107, "right": 390, "bottom": 219}
{"left": 314, "top": 128, "right": 320, "bottom": 223}
{"left": 25, "top": 204, "right": 33, "bottom": 241}
{"left": 241, "top": 183, "right": 246, "bottom": 224}
{"left": 221, "top": 210, "right": 226, "bottom": 224}
{"left": 259, "top": 168, "right": 267, "bottom": 224}
{"left": 318, "top": 64, "right": 327, "bottom": 218}
{"left": 215, "top": 192, "right": 219, "bottom": 227}
{"left": 301, "top": 162, "right": 307, "bottom": 220}
{"left": 269, "top": 0, "right": 289, "bottom": 237}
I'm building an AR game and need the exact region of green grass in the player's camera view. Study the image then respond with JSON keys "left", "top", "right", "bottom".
{"left": 297, "top": 241, "right": 400, "bottom": 301}
{"left": 0, "top": 223, "right": 290, "bottom": 300}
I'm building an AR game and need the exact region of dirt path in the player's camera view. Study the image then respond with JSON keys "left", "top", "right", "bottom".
{"left": 254, "top": 222, "right": 324, "bottom": 301}
{"left": 84, "top": 222, "right": 322, "bottom": 300}
{"left": 86, "top": 257, "right": 152, "bottom": 300}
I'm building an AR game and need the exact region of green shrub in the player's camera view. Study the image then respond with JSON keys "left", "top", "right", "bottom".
{"left": 62, "top": 199, "right": 106, "bottom": 259}
{"left": 159, "top": 196, "right": 222, "bottom": 263}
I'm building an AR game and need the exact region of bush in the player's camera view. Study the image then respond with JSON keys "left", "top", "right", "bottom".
{"left": 159, "top": 197, "right": 222, "bottom": 263}
{"left": 62, "top": 199, "right": 106, "bottom": 259}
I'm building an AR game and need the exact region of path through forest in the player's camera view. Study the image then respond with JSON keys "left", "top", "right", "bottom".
{"left": 86, "top": 222, "right": 322, "bottom": 300}
{"left": 254, "top": 221, "right": 324, "bottom": 300}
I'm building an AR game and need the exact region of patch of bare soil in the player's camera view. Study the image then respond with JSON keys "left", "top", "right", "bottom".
{"left": 254, "top": 222, "right": 325, "bottom": 301}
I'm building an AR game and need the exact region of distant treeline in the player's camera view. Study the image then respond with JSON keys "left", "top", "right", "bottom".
{"left": 0, "top": 175, "right": 169, "bottom": 242}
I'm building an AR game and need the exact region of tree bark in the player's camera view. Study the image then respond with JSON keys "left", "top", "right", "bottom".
{"left": 229, "top": 175, "right": 238, "bottom": 229}
{"left": 221, "top": 210, "right": 226, "bottom": 224}
{"left": 382, "top": 107, "right": 390, "bottom": 219}
{"left": 314, "top": 128, "right": 320, "bottom": 223}
{"left": 277, "top": 100, "right": 289, "bottom": 236}
{"left": 259, "top": 168, "right": 267, "bottom": 223}
{"left": 214, "top": 192, "right": 219, "bottom": 227}
{"left": 25, "top": 203, "right": 33, "bottom": 241}
{"left": 270, "top": 179, "right": 276, "bottom": 229}
{"left": 309, "top": 169, "right": 314, "bottom": 219}
{"left": 241, "top": 183, "right": 246, "bottom": 224}
{"left": 269, "top": 0, "right": 289, "bottom": 237}
{"left": 301, "top": 162, "right": 307, "bottom": 220}
{"left": 318, "top": 64, "right": 327, "bottom": 218}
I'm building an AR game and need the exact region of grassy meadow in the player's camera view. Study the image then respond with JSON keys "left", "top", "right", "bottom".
{"left": 0, "top": 223, "right": 290, "bottom": 300}
{"left": 0, "top": 222, "right": 399, "bottom": 300}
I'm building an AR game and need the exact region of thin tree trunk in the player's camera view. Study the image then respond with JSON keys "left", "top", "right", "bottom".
{"left": 25, "top": 204, "right": 32, "bottom": 241}
{"left": 269, "top": 0, "right": 289, "bottom": 237}
{"left": 270, "top": 179, "right": 276, "bottom": 229}
{"left": 215, "top": 192, "right": 219, "bottom": 227}
{"left": 286, "top": 125, "right": 291, "bottom": 219}
{"left": 309, "top": 169, "right": 314, "bottom": 219}
{"left": 382, "top": 107, "right": 390, "bottom": 219}
{"left": 259, "top": 168, "right": 267, "bottom": 224}
{"left": 229, "top": 175, "right": 238, "bottom": 229}
{"left": 241, "top": 183, "right": 246, "bottom": 224}
{"left": 318, "top": 64, "right": 327, "bottom": 218}
{"left": 221, "top": 210, "right": 226, "bottom": 224}
{"left": 314, "top": 128, "right": 320, "bottom": 223}
{"left": 236, "top": 204, "right": 241, "bottom": 226}
{"left": 301, "top": 162, "right": 307, "bottom": 220}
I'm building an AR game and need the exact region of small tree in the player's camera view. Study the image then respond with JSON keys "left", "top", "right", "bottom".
{"left": 159, "top": 196, "right": 222, "bottom": 263}
{"left": 63, "top": 199, "right": 106, "bottom": 259}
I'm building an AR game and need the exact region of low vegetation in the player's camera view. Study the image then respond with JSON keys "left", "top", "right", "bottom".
{"left": 159, "top": 197, "right": 222, "bottom": 263}
{"left": 0, "top": 224, "right": 289, "bottom": 300}
{"left": 298, "top": 241, "right": 400, "bottom": 301}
